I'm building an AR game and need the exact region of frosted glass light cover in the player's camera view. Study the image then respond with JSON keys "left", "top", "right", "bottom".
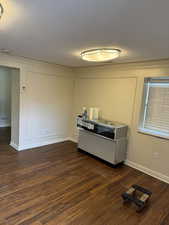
{"left": 81, "top": 48, "right": 121, "bottom": 62}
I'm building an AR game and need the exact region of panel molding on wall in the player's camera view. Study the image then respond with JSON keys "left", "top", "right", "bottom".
{"left": 72, "top": 76, "right": 137, "bottom": 142}
{"left": 20, "top": 71, "right": 74, "bottom": 149}
{"left": 0, "top": 53, "right": 74, "bottom": 151}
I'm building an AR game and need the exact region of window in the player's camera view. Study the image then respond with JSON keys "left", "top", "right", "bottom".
{"left": 139, "top": 77, "right": 169, "bottom": 139}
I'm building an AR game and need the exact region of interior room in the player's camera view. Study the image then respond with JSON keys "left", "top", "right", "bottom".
{"left": 0, "top": 0, "right": 169, "bottom": 224}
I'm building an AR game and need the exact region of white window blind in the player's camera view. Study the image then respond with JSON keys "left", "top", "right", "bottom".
{"left": 140, "top": 77, "right": 169, "bottom": 138}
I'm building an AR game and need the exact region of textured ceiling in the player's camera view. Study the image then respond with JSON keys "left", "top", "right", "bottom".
{"left": 0, "top": 0, "right": 169, "bottom": 67}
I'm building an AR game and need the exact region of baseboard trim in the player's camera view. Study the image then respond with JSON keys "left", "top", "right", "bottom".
{"left": 125, "top": 160, "right": 169, "bottom": 184}
{"left": 10, "top": 137, "right": 70, "bottom": 151}
{"left": 68, "top": 137, "right": 77, "bottom": 143}
{"left": 18, "top": 137, "right": 70, "bottom": 151}
{"left": 10, "top": 142, "right": 19, "bottom": 151}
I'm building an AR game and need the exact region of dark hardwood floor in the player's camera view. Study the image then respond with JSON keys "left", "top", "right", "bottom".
{"left": 0, "top": 127, "right": 11, "bottom": 144}
{"left": 0, "top": 128, "right": 169, "bottom": 225}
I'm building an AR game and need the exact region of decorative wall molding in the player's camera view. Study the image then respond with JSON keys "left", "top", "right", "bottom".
{"left": 27, "top": 70, "right": 75, "bottom": 79}
{"left": 74, "top": 59, "right": 169, "bottom": 72}
{"left": 125, "top": 160, "right": 169, "bottom": 184}
{"left": 74, "top": 59, "right": 169, "bottom": 80}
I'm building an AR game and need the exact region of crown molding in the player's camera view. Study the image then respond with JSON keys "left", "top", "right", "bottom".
{"left": 74, "top": 59, "right": 169, "bottom": 72}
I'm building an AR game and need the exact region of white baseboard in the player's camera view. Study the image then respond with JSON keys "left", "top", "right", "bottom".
{"left": 10, "top": 137, "right": 70, "bottom": 151}
{"left": 18, "top": 137, "right": 70, "bottom": 151}
{"left": 125, "top": 160, "right": 169, "bottom": 184}
{"left": 11, "top": 137, "right": 77, "bottom": 151}
{"left": 68, "top": 137, "right": 77, "bottom": 143}
{"left": 10, "top": 141, "right": 19, "bottom": 150}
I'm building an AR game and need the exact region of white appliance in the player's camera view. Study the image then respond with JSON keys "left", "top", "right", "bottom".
{"left": 77, "top": 116, "right": 128, "bottom": 166}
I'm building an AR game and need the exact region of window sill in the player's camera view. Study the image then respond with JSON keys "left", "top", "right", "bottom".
{"left": 138, "top": 128, "right": 169, "bottom": 140}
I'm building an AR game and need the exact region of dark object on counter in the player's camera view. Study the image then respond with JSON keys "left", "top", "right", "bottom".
{"left": 77, "top": 115, "right": 127, "bottom": 140}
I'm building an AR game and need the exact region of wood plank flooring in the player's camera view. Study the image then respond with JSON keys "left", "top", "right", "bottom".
{"left": 0, "top": 128, "right": 169, "bottom": 225}
{"left": 0, "top": 127, "right": 11, "bottom": 144}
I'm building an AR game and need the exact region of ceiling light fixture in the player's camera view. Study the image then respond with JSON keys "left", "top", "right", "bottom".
{"left": 0, "top": 3, "right": 3, "bottom": 18}
{"left": 81, "top": 48, "right": 121, "bottom": 62}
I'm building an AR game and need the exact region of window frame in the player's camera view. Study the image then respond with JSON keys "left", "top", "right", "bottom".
{"left": 138, "top": 76, "right": 169, "bottom": 140}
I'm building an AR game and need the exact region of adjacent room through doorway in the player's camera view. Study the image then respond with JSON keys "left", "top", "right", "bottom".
{"left": 0, "top": 66, "right": 11, "bottom": 144}
{"left": 0, "top": 66, "right": 20, "bottom": 147}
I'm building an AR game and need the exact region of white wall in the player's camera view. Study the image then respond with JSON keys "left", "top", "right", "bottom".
{"left": 20, "top": 71, "right": 74, "bottom": 150}
{"left": 72, "top": 60, "right": 169, "bottom": 183}
{"left": 0, "top": 53, "right": 75, "bottom": 150}
{"left": 0, "top": 67, "right": 11, "bottom": 127}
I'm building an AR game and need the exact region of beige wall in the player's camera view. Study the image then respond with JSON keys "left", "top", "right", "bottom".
{"left": 72, "top": 60, "right": 169, "bottom": 182}
{"left": 73, "top": 77, "right": 137, "bottom": 138}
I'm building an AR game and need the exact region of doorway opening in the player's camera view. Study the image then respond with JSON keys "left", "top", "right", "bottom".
{"left": 0, "top": 66, "right": 20, "bottom": 147}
